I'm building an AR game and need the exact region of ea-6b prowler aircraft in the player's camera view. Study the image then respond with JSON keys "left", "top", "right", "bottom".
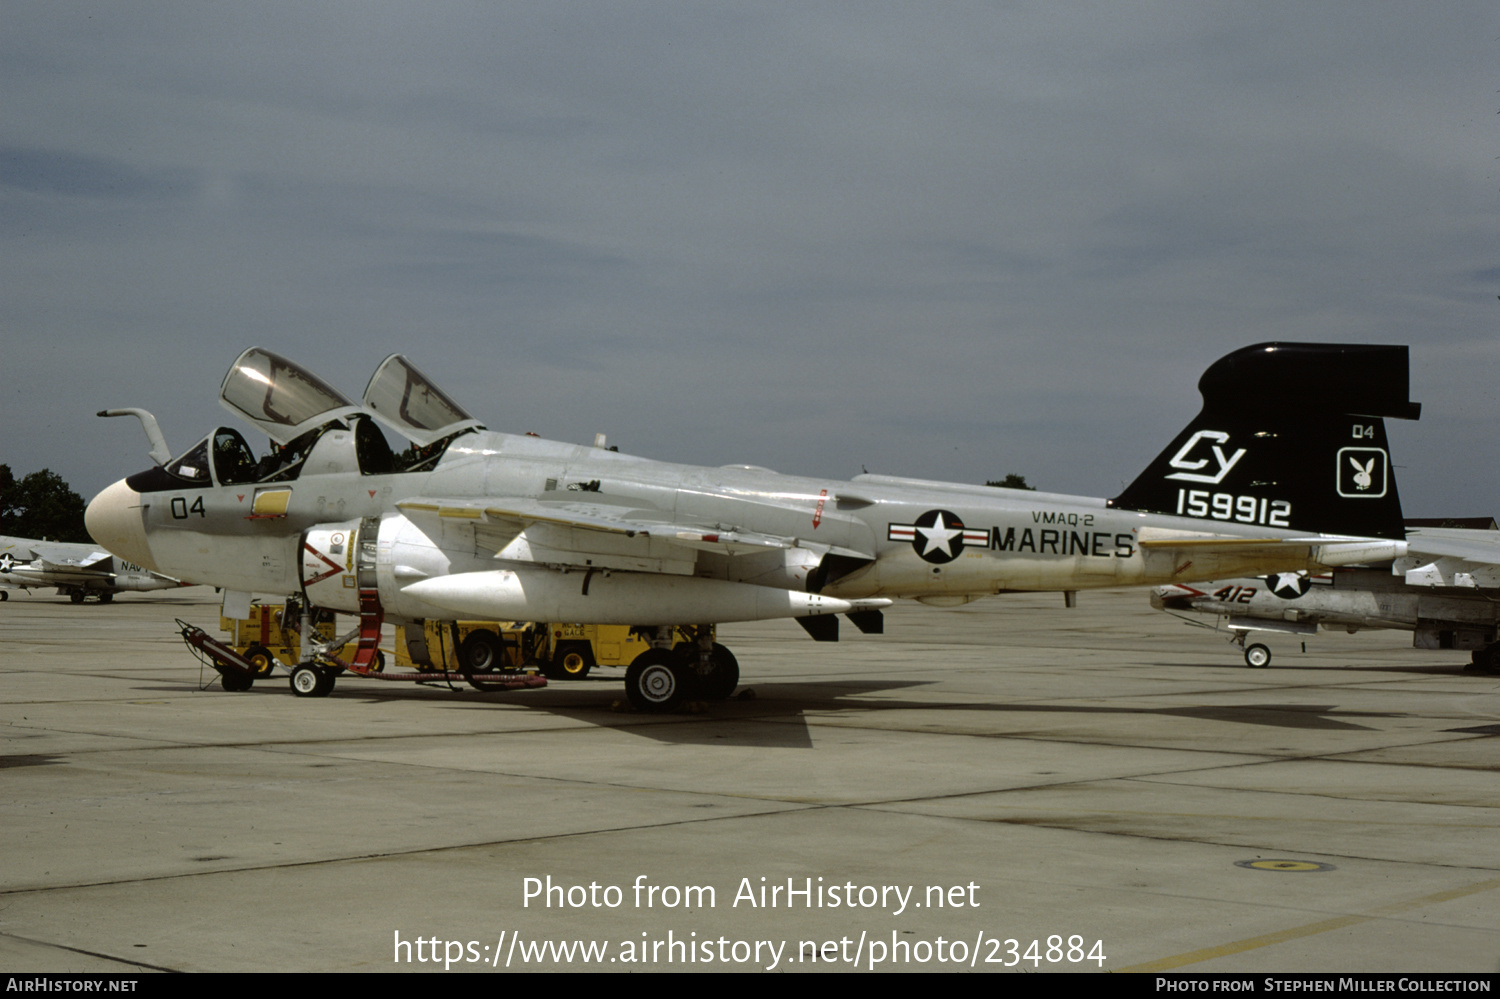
{"left": 86, "top": 342, "right": 1420, "bottom": 709}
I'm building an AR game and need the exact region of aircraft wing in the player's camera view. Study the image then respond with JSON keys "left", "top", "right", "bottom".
{"left": 26, "top": 543, "right": 112, "bottom": 567}
{"left": 397, "top": 496, "right": 871, "bottom": 573}
{"left": 1402, "top": 528, "right": 1500, "bottom": 562}
{"left": 0, "top": 540, "right": 110, "bottom": 567}
{"left": 1397, "top": 528, "right": 1500, "bottom": 588}
{"left": 31, "top": 556, "right": 116, "bottom": 580}
{"left": 0, "top": 541, "right": 38, "bottom": 565}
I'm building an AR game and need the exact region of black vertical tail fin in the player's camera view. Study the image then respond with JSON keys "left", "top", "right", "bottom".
{"left": 1109, "top": 343, "right": 1421, "bottom": 540}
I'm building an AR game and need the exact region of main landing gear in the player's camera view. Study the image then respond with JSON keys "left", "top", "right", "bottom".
{"left": 63, "top": 589, "right": 112, "bottom": 604}
{"left": 624, "top": 625, "right": 740, "bottom": 712}
{"left": 625, "top": 648, "right": 686, "bottom": 712}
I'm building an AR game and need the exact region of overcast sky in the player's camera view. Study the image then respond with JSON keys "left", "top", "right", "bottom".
{"left": 4, "top": 3, "right": 1496, "bottom": 517}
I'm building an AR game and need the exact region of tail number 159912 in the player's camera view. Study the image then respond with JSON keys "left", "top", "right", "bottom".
{"left": 1176, "top": 489, "right": 1290, "bottom": 527}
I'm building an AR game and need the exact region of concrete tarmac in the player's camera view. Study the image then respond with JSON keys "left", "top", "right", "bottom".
{"left": 1, "top": 587, "right": 1496, "bottom": 974}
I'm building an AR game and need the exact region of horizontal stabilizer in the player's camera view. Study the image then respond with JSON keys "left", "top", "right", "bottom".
{"left": 1402, "top": 528, "right": 1500, "bottom": 564}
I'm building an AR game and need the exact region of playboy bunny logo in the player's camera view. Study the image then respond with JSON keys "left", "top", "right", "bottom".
{"left": 1350, "top": 456, "right": 1375, "bottom": 491}
{"left": 1337, "top": 448, "right": 1387, "bottom": 497}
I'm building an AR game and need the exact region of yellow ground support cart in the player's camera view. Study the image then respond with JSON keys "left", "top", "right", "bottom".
{"left": 396, "top": 620, "right": 532, "bottom": 673}
{"left": 542, "top": 623, "right": 655, "bottom": 679}
{"left": 202, "top": 604, "right": 541, "bottom": 696}
{"left": 219, "top": 602, "right": 377, "bottom": 677}
{"left": 396, "top": 620, "right": 712, "bottom": 680}
{"left": 222, "top": 606, "right": 715, "bottom": 691}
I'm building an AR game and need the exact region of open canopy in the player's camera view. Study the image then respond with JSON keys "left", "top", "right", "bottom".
{"left": 362, "top": 354, "right": 483, "bottom": 446}
{"left": 219, "top": 347, "right": 367, "bottom": 444}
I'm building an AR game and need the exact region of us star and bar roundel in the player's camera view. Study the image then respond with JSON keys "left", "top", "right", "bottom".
{"left": 887, "top": 510, "right": 990, "bottom": 564}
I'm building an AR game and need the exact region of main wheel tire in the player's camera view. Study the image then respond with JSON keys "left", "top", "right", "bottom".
{"left": 243, "top": 644, "right": 276, "bottom": 677}
{"left": 549, "top": 641, "right": 594, "bottom": 680}
{"left": 290, "top": 664, "right": 332, "bottom": 697}
{"left": 98, "top": 592, "right": 113, "bottom": 604}
{"left": 1244, "top": 643, "right": 1271, "bottom": 668}
{"left": 625, "top": 649, "right": 689, "bottom": 712}
{"left": 221, "top": 672, "right": 253, "bottom": 692}
{"left": 672, "top": 642, "right": 739, "bottom": 700}
{"left": 69, "top": 591, "right": 85, "bottom": 604}
{"left": 459, "top": 629, "right": 511, "bottom": 691}
{"left": 695, "top": 644, "right": 739, "bottom": 700}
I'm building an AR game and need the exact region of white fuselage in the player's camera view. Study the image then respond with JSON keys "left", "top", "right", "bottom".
{"left": 89, "top": 426, "right": 1371, "bottom": 624}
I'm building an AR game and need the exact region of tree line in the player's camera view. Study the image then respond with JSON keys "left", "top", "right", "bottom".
{"left": 0, "top": 466, "right": 90, "bottom": 542}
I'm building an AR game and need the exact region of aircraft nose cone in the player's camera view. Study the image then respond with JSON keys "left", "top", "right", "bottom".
{"left": 86, "top": 478, "right": 157, "bottom": 572}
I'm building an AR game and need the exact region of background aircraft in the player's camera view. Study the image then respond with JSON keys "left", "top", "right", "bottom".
{"left": 1152, "top": 524, "right": 1500, "bottom": 670}
{"left": 0, "top": 535, "right": 184, "bottom": 603}
{"left": 85, "top": 342, "right": 1421, "bottom": 709}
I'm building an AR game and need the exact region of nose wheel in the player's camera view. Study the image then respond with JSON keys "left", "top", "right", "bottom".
{"left": 1243, "top": 642, "right": 1271, "bottom": 668}
{"left": 1232, "top": 631, "right": 1273, "bottom": 668}
{"left": 290, "top": 664, "right": 336, "bottom": 697}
